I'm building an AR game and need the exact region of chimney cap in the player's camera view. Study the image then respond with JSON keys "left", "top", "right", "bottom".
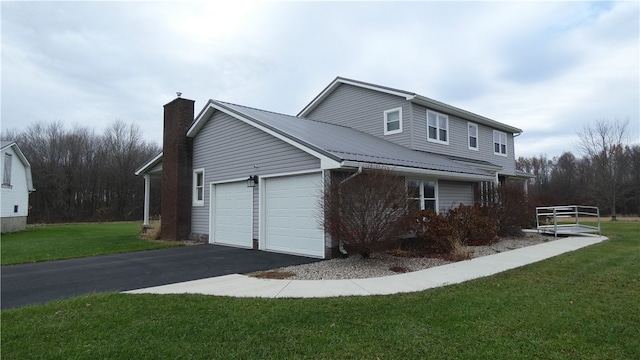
{"left": 176, "top": 92, "right": 182, "bottom": 98}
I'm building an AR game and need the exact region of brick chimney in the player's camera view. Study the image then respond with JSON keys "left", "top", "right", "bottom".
{"left": 161, "top": 96, "right": 195, "bottom": 240}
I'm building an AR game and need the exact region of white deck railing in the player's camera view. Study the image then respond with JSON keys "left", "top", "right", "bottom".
{"left": 536, "top": 205, "right": 601, "bottom": 237}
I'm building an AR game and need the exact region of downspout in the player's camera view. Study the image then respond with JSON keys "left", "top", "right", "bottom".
{"left": 336, "top": 167, "right": 363, "bottom": 257}
{"left": 340, "top": 167, "right": 363, "bottom": 185}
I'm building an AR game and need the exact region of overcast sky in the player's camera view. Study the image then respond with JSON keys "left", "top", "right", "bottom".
{"left": 2, "top": 1, "right": 638, "bottom": 159}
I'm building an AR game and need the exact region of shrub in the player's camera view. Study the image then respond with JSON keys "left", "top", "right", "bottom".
{"left": 405, "top": 209, "right": 459, "bottom": 254}
{"left": 141, "top": 221, "right": 161, "bottom": 240}
{"left": 322, "top": 168, "right": 409, "bottom": 258}
{"left": 446, "top": 205, "right": 498, "bottom": 246}
{"left": 403, "top": 205, "right": 498, "bottom": 256}
{"left": 480, "top": 183, "right": 533, "bottom": 237}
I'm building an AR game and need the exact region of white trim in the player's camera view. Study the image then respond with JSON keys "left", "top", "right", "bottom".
{"left": 493, "top": 130, "right": 508, "bottom": 157}
{"left": 426, "top": 109, "right": 449, "bottom": 145}
{"left": 468, "top": 122, "right": 479, "bottom": 151}
{"left": 143, "top": 174, "right": 151, "bottom": 225}
{"left": 259, "top": 169, "right": 323, "bottom": 180}
{"left": 135, "top": 152, "right": 163, "bottom": 176}
{"left": 192, "top": 168, "right": 205, "bottom": 206}
{"left": 187, "top": 102, "right": 341, "bottom": 170}
{"left": 298, "top": 77, "right": 414, "bottom": 117}
{"left": 407, "top": 178, "right": 439, "bottom": 213}
{"left": 383, "top": 107, "right": 403, "bottom": 135}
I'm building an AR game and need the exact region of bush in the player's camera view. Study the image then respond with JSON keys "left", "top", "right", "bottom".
{"left": 322, "top": 168, "right": 409, "bottom": 258}
{"left": 141, "top": 221, "right": 161, "bottom": 240}
{"left": 403, "top": 205, "right": 498, "bottom": 257}
{"left": 480, "top": 183, "right": 533, "bottom": 237}
{"left": 447, "top": 205, "right": 498, "bottom": 246}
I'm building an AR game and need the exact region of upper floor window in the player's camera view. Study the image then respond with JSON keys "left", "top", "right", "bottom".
{"left": 427, "top": 110, "right": 448, "bottom": 144}
{"left": 2, "top": 153, "right": 12, "bottom": 187}
{"left": 193, "top": 168, "right": 205, "bottom": 206}
{"left": 493, "top": 131, "right": 507, "bottom": 156}
{"left": 468, "top": 122, "right": 479, "bottom": 150}
{"left": 407, "top": 179, "right": 438, "bottom": 212}
{"left": 384, "top": 107, "right": 402, "bottom": 135}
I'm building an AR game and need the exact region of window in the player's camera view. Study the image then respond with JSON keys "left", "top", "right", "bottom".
{"left": 468, "top": 123, "right": 479, "bottom": 150}
{"left": 427, "top": 110, "right": 448, "bottom": 144}
{"left": 193, "top": 169, "right": 205, "bottom": 206}
{"left": 2, "top": 153, "right": 12, "bottom": 187}
{"left": 407, "top": 179, "right": 438, "bottom": 212}
{"left": 384, "top": 107, "right": 402, "bottom": 135}
{"left": 493, "top": 131, "right": 507, "bottom": 156}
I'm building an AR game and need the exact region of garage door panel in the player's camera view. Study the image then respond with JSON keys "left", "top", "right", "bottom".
{"left": 212, "top": 181, "right": 252, "bottom": 248}
{"left": 264, "top": 173, "right": 324, "bottom": 258}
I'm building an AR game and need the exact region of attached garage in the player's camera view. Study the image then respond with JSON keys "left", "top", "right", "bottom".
{"left": 262, "top": 173, "right": 325, "bottom": 258}
{"left": 210, "top": 181, "right": 252, "bottom": 248}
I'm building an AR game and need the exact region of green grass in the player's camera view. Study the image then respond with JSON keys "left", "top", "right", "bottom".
{"left": 1, "top": 222, "right": 638, "bottom": 359}
{"left": 0, "top": 222, "right": 178, "bottom": 265}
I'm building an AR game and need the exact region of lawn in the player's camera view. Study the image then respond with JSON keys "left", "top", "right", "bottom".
{"left": 1, "top": 222, "right": 638, "bottom": 359}
{"left": 0, "top": 222, "right": 179, "bottom": 265}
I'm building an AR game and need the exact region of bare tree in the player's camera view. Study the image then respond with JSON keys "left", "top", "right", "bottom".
{"left": 576, "top": 118, "right": 631, "bottom": 220}
{"left": 1, "top": 120, "right": 160, "bottom": 223}
{"left": 322, "top": 168, "right": 408, "bottom": 258}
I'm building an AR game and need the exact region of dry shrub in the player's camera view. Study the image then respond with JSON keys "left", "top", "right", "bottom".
{"left": 480, "top": 183, "right": 533, "bottom": 237}
{"left": 404, "top": 205, "right": 497, "bottom": 257}
{"left": 404, "top": 209, "right": 458, "bottom": 254}
{"left": 141, "top": 221, "right": 161, "bottom": 240}
{"left": 323, "top": 168, "right": 408, "bottom": 258}
{"left": 447, "top": 205, "right": 498, "bottom": 246}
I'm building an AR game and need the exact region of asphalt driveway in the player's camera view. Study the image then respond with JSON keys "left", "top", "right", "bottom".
{"left": 1, "top": 245, "right": 320, "bottom": 310}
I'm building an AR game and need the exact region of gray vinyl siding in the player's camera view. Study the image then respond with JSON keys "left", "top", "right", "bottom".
{"left": 411, "top": 104, "right": 516, "bottom": 175}
{"left": 305, "top": 84, "right": 412, "bottom": 148}
{"left": 191, "top": 111, "right": 321, "bottom": 236}
{"left": 438, "top": 180, "right": 474, "bottom": 213}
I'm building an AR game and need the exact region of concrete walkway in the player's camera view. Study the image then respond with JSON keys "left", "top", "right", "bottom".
{"left": 125, "top": 234, "right": 608, "bottom": 298}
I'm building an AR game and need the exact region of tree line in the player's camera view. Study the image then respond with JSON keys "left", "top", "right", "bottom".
{"left": 517, "top": 119, "right": 639, "bottom": 219}
{"left": 2, "top": 121, "right": 161, "bottom": 223}
{"left": 2, "top": 118, "right": 636, "bottom": 224}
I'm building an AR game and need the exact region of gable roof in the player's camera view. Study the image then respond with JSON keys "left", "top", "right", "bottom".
{"left": 298, "top": 77, "right": 523, "bottom": 134}
{"left": 1, "top": 140, "right": 35, "bottom": 191}
{"left": 187, "top": 100, "right": 495, "bottom": 181}
{"left": 134, "top": 152, "right": 163, "bottom": 176}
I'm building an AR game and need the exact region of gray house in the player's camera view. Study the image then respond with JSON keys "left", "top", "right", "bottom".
{"left": 136, "top": 77, "right": 529, "bottom": 258}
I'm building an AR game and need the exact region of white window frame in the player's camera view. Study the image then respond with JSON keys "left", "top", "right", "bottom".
{"left": 493, "top": 130, "right": 508, "bottom": 156}
{"left": 2, "top": 153, "right": 12, "bottom": 187}
{"left": 383, "top": 107, "right": 403, "bottom": 135}
{"left": 427, "top": 110, "right": 449, "bottom": 144}
{"left": 193, "top": 168, "right": 205, "bottom": 206}
{"left": 407, "top": 179, "right": 439, "bottom": 213}
{"left": 468, "top": 122, "right": 479, "bottom": 151}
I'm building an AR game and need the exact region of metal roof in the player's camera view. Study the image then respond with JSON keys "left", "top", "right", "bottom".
{"left": 214, "top": 101, "right": 493, "bottom": 178}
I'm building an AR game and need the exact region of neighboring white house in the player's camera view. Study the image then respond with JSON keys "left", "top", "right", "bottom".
{"left": 1, "top": 141, "right": 35, "bottom": 233}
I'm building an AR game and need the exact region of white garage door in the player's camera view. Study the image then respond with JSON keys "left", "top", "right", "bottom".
{"left": 264, "top": 173, "right": 324, "bottom": 258}
{"left": 211, "top": 181, "right": 252, "bottom": 248}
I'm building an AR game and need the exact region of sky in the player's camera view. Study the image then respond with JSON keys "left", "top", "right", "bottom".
{"left": 1, "top": 0, "right": 638, "bottom": 159}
